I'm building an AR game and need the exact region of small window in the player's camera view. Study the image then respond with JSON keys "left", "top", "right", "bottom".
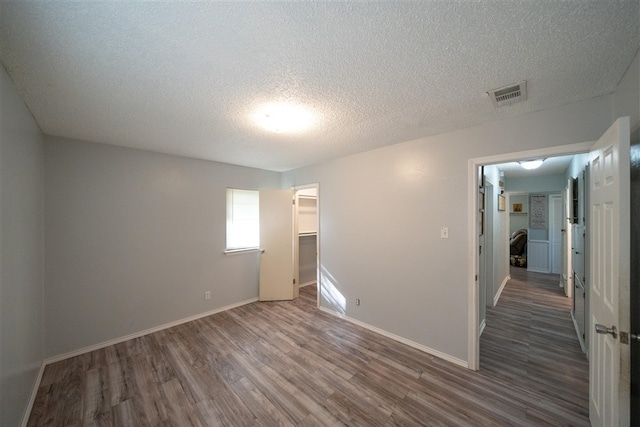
{"left": 226, "top": 188, "right": 259, "bottom": 250}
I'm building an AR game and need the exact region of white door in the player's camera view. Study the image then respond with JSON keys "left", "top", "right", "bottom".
{"left": 589, "top": 117, "right": 630, "bottom": 426}
{"left": 478, "top": 186, "right": 486, "bottom": 333}
{"left": 259, "top": 190, "right": 295, "bottom": 301}
{"left": 485, "top": 183, "right": 495, "bottom": 310}
{"left": 563, "top": 183, "right": 573, "bottom": 298}
{"left": 550, "top": 194, "right": 563, "bottom": 275}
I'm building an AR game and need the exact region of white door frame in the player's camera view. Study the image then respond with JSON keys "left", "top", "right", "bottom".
{"left": 485, "top": 181, "right": 495, "bottom": 312}
{"left": 293, "top": 183, "right": 320, "bottom": 308}
{"left": 467, "top": 141, "right": 593, "bottom": 370}
{"left": 550, "top": 193, "right": 563, "bottom": 275}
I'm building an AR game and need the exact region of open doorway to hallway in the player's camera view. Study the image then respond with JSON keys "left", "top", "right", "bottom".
{"left": 477, "top": 152, "right": 587, "bottom": 344}
{"left": 471, "top": 117, "right": 632, "bottom": 424}
{"left": 476, "top": 152, "right": 592, "bottom": 423}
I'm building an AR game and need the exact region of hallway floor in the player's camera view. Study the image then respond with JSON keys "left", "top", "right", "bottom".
{"left": 480, "top": 266, "right": 589, "bottom": 425}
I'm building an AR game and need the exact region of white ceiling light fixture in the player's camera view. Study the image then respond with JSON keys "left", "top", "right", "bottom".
{"left": 519, "top": 159, "right": 545, "bottom": 170}
{"left": 252, "top": 102, "right": 317, "bottom": 134}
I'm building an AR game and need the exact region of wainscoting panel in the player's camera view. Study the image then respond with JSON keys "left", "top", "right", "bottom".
{"left": 527, "top": 240, "right": 550, "bottom": 273}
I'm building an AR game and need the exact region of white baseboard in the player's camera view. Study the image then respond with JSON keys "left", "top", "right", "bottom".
{"left": 571, "top": 311, "right": 587, "bottom": 354}
{"left": 493, "top": 274, "right": 511, "bottom": 307}
{"left": 21, "top": 361, "right": 46, "bottom": 427}
{"left": 479, "top": 319, "right": 486, "bottom": 337}
{"left": 319, "top": 307, "right": 468, "bottom": 369}
{"left": 45, "top": 297, "right": 258, "bottom": 364}
{"left": 299, "top": 280, "right": 317, "bottom": 288}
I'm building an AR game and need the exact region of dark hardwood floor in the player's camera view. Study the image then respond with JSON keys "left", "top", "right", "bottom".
{"left": 29, "top": 271, "right": 589, "bottom": 426}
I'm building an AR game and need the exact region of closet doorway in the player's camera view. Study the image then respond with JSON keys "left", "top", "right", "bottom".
{"left": 294, "top": 184, "right": 320, "bottom": 307}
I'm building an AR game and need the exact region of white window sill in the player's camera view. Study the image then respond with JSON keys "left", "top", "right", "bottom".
{"left": 224, "top": 247, "right": 261, "bottom": 255}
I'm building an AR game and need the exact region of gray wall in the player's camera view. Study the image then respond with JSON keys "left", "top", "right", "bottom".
{"left": 282, "top": 94, "right": 614, "bottom": 362}
{"left": 506, "top": 175, "right": 567, "bottom": 241}
{"left": 505, "top": 173, "right": 566, "bottom": 194}
{"left": 1, "top": 66, "right": 45, "bottom": 426}
{"left": 44, "top": 138, "right": 280, "bottom": 357}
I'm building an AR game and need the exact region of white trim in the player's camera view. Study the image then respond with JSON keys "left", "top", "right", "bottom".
{"left": 223, "top": 247, "right": 260, "bottom": 255}
{"left": 493, "top": 274, "right": 511, "bottom": 307}
{"left": 319, "top": 307, "right": 468, "bottom": 369}
{"left": 471, "top": 141, "right": 593, "bottom": 166}
{"left": 292, "top": 183, "right": 318, "bottom": 191}
{"left": 44, "top": 297, "right": 258, "bottom": 364}
{"left": 20, "top": 361, "right": 46, "bottom": 427}
{"left": 299, "top": 280, "right": 317, "bottom": 288}
{"left": 467, "top": 158, "right": 479, "bottom": 370}
{"left": 479, "top": 319, "right": 486, "bottom": 337}
{"left": 293, "top": 182, "right": 320, "bottom": 309}
{"left": 571, "top": 311, "right": 587, "bottom": 354}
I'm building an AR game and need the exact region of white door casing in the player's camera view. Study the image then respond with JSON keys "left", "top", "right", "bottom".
{"left": 478, "top": 185, "right": 486, "bottom": 334}
{"left": 588, "top": 117, "right": 630, "bottom": 426}
{"left": 485, "top": 182, "right": 495, "bottom": 310}
{"left": 468, "top": 139, "right": 596, "bottom": 371}
{"left": 259, "top": 189, "right": 295, "bottom": 301}
{"left": 550, "top": 194, "right": 563, "bottom": 275}
{"left": 563, "top": 182, "right": 573, "bottom": 298}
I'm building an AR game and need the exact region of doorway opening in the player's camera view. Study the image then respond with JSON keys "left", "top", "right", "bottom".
{"left": 468, "top": 140, "right": 593, "bottom": 370}
{"left": 293, "top": 183, "right": 320, "bottom": 308}
{"left": 469, "top": 117, "right": 631, "bottom": 425}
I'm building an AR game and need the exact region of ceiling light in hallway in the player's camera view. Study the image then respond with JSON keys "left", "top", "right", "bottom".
{"left": 519, "top": 159, "right": 545, "bottom": 170}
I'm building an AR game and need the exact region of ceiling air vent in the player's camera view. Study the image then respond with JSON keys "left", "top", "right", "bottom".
{"left": 487, "top": 80, "right": 527, "bottom": 108}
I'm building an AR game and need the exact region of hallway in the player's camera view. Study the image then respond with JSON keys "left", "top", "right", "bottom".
{"left": 480, "top": 267, "right": 590, "bottom": 425}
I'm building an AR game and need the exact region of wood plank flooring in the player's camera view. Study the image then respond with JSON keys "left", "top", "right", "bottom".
{"left": 480, "top": 267, "right": 589, "bottom": 425}
{"left": 29, "top": 271, "right": 589, "bottom": 426}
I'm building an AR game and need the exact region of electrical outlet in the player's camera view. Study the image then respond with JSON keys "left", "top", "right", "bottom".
{"left": 205, "top": 291, "right": 211, "bottom": 300}
{"left": 356, "top": 298, "right": 360, "bottom": 306}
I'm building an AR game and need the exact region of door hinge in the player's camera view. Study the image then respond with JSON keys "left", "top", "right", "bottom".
{"left": 293, "top": 278, "right": 296, "bottom": 285}
{"left": 479, "top": 246, "right": 482, "bottom": 255}
{"left": 475, "top": 274, "right": 478, "bottom": 281}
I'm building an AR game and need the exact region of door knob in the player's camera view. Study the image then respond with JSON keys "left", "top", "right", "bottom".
{"left": 631, "top": 333, "right": 640, "bottom": 343}
{"left": 595, "top": 324, "right": 617, "bottom": 339}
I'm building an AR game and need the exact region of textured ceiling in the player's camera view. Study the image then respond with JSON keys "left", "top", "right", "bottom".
{"left": 1, "top": 2, "right": 638, "bottom": 171}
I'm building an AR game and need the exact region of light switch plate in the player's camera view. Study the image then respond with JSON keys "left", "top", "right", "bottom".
{"left": 440, "top": 227, "right": 449, "bottom": 239}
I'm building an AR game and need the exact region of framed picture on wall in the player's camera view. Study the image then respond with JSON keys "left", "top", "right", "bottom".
{"left": 498, "top": 194, "right": 506, "bottom": 211}
{"left": 513, "top": 203, "right": 523, "bottom": 213}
